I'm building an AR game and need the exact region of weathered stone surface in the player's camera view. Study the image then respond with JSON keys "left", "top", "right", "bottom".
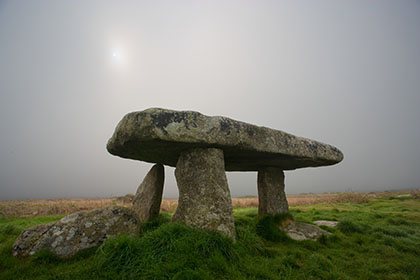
{"left": 107, "top": 108, "right": 343, "bottom": 171}
{"left": 283, "top": 221, "right": 331, "bottom": 241}
{"left": 258, "top": 167, "right": 288, "bottom": 217}
{"left": 313, "top": 220, "right": 339, "bottom": 227}
{"left": 13, "top": 206, "right": 140, "bottom": 258}
{"left": 172, "top": 148, "right": 236, "bottom": 240}
{"left": 132, "top": 164, "right": 164, "bottom": 222}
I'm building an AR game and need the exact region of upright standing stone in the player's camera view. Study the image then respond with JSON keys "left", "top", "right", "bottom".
{"left": 172, "top": 148, "right": 236, "bottom": 240}
{"left": 258, "top": 167, "right": 289, "bottom": 217}
{"left": 132, "top": 164, "right": 164, "bottom": 222}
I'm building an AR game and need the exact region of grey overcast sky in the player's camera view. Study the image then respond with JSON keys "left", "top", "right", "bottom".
{"left": 1, "top": 0, "right": 419, "bottom": 200}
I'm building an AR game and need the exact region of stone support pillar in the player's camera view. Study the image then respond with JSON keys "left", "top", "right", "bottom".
{"left": 172, "top": 148, "right": 236, "bottom": 240}
{"left": 257, "top": 167, "right": 289, "bottom": 217}
{"left": 132, "top": 164, "right": 164, "bottom": 222}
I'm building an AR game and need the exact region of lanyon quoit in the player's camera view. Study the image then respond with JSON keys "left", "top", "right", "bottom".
{"left": 107, "top": 108, "right": 344, "bottom": 239}
{"left": 11, "top": 108, "right": 343, "bottom": 257}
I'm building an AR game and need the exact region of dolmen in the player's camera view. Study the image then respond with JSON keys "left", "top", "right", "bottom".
{"left": 107, "top": 108, "right": 343, "bottom": 240}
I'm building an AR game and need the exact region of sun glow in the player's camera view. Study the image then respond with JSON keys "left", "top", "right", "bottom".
{"left": 111, "top": 49, "right": 122, "bottom": 60}
{"left": 108, "top": 41, "right": 131, "bottom": 75}
{"left": 109, "top": 47, "right": 126, "bottom": 72}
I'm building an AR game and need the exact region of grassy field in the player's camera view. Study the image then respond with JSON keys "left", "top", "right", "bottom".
{"left": 0, "top": 191, "right": 419, "bottom": 279}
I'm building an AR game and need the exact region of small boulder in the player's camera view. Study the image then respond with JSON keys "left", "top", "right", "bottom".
{"left": 313, "top": 220, "right": 339, "bottom": 228}
{"left": 13, "top": 206, "right": 140, "bottom": 258}
{"left": 284, "top": 221, "right": 331, "bottom": 241}
{"left": 115, "top": 194, "right": 135, "bottom": 204}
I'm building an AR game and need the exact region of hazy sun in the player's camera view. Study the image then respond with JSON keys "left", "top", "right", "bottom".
{"left": 109, "top": 45, "right": 128, "bottom": 72}
{"left": 112, "top": 51, "right": 120, "bottom": 59}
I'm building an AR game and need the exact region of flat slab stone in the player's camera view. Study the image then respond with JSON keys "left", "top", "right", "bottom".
{"left": 313, "top": 220, "right": 339, "bottom": 227}
{"left": 107, "top": 108, "right": 343, "bottom": 171}
{"left": 284, "top": 221, "right": 331, "bottom": 241}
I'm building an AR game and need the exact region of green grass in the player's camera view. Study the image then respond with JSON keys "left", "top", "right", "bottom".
{"left": 1, "top": 197, "right": 420, "bottom": 279}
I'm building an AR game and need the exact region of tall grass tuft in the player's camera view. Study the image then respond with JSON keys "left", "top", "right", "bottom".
{"left": 337, "top": 220, "right": 370, "bottom": 234}
{"left": 256, "top": 213, "right": 294, "bottom": 242}
{"left": 95, "top": 222, "right": 237, "bottom": 279}
{"left": 0, "top": 224, "right": 21, "bottom": 236}
{"left": 141, "top": 213, "right": 171, "bottom": 233}
{"left": 32, "top": 249, "right": 62, "bottom": 264}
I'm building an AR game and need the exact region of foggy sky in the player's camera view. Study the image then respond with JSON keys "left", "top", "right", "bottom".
{"left": 1, "top": 0, "right": 419, "bottom": 200}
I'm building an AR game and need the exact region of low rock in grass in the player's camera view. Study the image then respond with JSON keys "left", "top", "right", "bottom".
{"left": 115, "top": 194, "right": 135, "bottom": 204}
{"left": 313, "top": 220, "right": 339, "bottom": 227}
{"left": 12, "top": 206, "right": 140, "bottom": 258}
{"left": 256, "top": 214, "right": 330, "bottom": 241}
{"left": 284, "top": 222, "right": 331, "bottom": 241}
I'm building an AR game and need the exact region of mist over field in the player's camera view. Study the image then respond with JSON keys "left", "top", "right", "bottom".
{"left": 0, "top": 0, "right": 420, "bottom": 200}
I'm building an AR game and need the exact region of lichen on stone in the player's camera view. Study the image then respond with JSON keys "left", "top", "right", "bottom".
{"left": 107, "top": 108, "right": 344, "bottom": 171}
{"left": 13, "top": 206, "right": 140, "bottom": 258}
